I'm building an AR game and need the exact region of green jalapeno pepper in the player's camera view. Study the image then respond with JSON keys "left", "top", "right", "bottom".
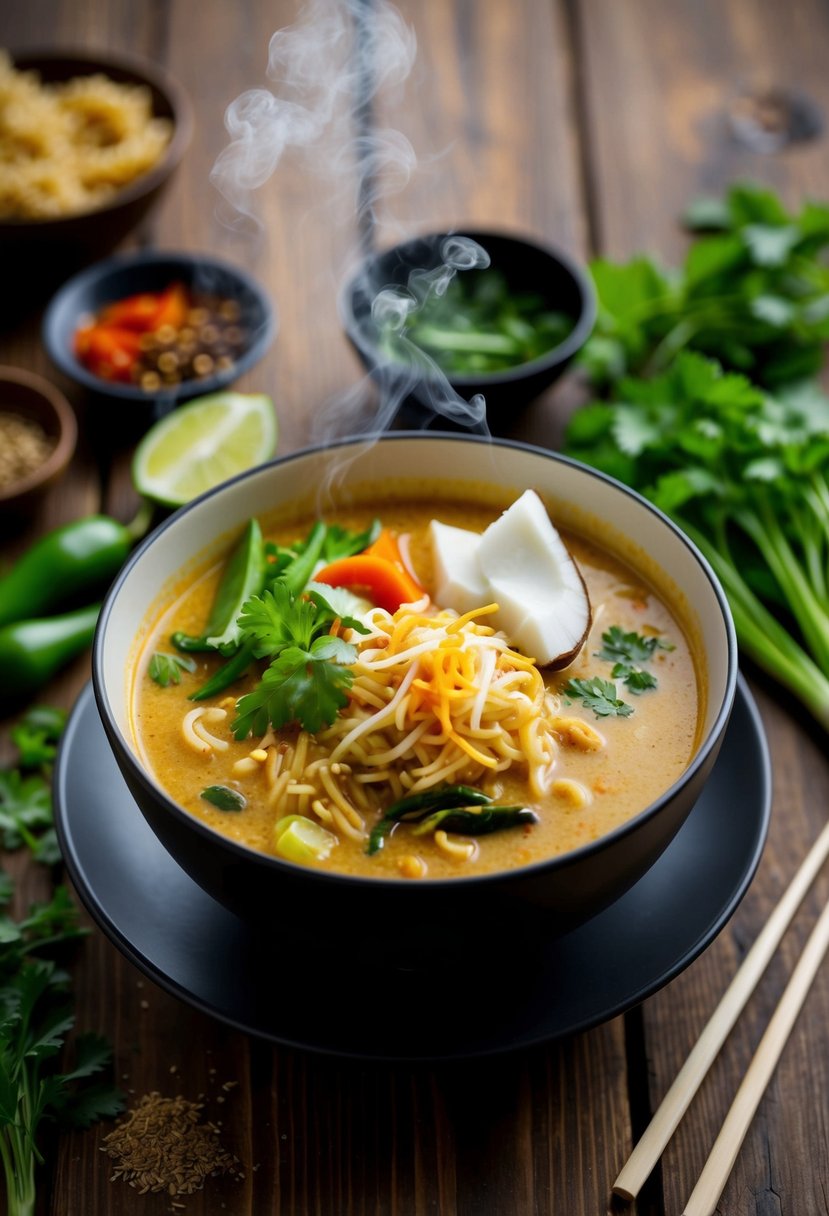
{"left": 0, "top": 603, "right": 100, "bottom": 708}
{"left": 0, "top": 516, "right": 132, "bottom": 629}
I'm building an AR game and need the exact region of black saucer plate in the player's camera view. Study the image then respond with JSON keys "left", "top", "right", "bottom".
{"left": 55, "top": 678, "right": 770, "bottom": 1062}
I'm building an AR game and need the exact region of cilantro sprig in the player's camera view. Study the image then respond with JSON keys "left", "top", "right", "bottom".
{"left": 148, "top": 652, "right": 196, "bottom": 688}
{"left": 0, "top": 710, "right": 121, "bottom": 1213}
{"left": 595, "top": 625, "right": 672, "bottom": 694}
{"left": 231, "top": 583, "right": 370, "bottom": 739}
{"left": 562, "top": 677, "right": 634, "bottom": 719}
{"left": 0, "top": 706, "right": 68, "bottom": 867}
{"left": 0, "top": 878, "right": 123, "bottom": 1216}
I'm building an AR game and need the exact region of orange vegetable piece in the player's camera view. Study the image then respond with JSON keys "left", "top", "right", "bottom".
{"left": 74, "top": 324, "right": 142, "bottom": 382}
{"left": 314, "top": 553, "right": 425, "bottom": 613}
{"left": 152, "top": 282, "right": 189, "bottom": 330}
{"left": 363, "top": 529, "right": 424, "bottom": 602}
{"left": 99, "top": 291, "right": 164, "bottom": 331}
{"left": 95, "top": 282, "right": 190, "bottom": 332}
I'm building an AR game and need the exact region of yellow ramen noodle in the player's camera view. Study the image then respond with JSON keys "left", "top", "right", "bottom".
{"left": 132, "top": 498, "right": 703, "bottom": 880}
{"left": 0, "top": 51, "right": 172, "bottom": 220}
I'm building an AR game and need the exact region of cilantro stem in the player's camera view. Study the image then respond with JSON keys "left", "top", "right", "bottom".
{"left": 681, "top": 518, "right": 829, "bottom": 731}
{"left": 738, "top": 496, "right": 829, "bottom": 677}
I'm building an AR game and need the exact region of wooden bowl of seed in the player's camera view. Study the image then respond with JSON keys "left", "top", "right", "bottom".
{"left": 0, "top": 366, "right": 78, "bottom": 514}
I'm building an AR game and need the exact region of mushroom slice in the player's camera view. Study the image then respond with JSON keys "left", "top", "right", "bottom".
{"left": 477, "top": 489, "right": 591, "bottom": 669}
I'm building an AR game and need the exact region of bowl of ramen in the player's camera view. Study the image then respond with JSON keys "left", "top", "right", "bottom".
{"left": 0, "top": 49, "right": 192, "bottom": 302}
{"left": 92, "top": 434, "right": 737, "bottom": 963}
{"left": 341, "top": 230, "right": 596, "bottom": 423}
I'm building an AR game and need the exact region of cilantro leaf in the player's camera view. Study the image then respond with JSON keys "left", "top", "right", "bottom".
{"left": 563, "top": 677, "right": 633, "bottom": 718}
{"left": 233, "top": 639, "right": 356, "bottom": 738}
{"left": 148, "top": 652, "right": 197, "bottom": 688}
{"left": 0, "top": 770, "right": 53, "bottom": 853}
{"left": 617, "top": 667, "right": 659, "bottom": 694}
{"left": 595, "top": 625, "right": 664, "bottom": 666}
{"left": 321, "top": 519, "right": 381, "bottom": 561}
{"left": 10, "top": 707, "right": 67, "bottom": 768}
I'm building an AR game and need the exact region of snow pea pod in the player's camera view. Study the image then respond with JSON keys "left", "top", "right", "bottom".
{"left": 0, "top": 516, "right": 131, "bottom": 629}
{"left": 189, "top": 520, "right": 329, "bottom": 701}
{"left": 0, "top": 603, "right": 100, "bottom": 708}
{"left": 172, "top": 519, "right": 266, "bottom": 655}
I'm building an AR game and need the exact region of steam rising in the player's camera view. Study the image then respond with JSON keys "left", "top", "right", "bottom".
{"left": 211, "top": 0, "right": 417, "bottom": 231}
{"left": 211, "top": 0, "right": 491, "bottom": 440}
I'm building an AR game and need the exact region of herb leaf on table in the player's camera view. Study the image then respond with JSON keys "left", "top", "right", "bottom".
{"left": 0, "top": 706, "right": 68, "bottom": 866}
{"left": 0, "top": 877, "right": 122, "bottom": 1216}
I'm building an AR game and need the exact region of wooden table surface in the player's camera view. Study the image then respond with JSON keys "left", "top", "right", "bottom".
{"left": 3, "top": 2, "right": 829, "bottom": 1213}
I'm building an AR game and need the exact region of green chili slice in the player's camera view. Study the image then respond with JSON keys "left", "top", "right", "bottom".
{"left": 366, "top": 784, "right": 493, "bottom": 855}
{"left": 201, "top": 785, "right": 246, "bottom": 812}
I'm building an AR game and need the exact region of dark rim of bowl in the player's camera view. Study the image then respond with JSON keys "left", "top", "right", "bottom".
{"left": 2, "top": 49, "right": 193, "bottom": 228}
{"left": 339, "top": 229, "right": 598, "bottom": 387}
{"left": 93, "top": 432, "right": 739, "bottom": 897}
{"left": 42, "top": 249, "right": 277, "bottom": 402}
{"left": 0, "top": 366, "right": 78, "bottom": 503}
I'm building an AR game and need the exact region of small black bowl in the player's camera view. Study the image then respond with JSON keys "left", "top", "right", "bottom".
{"left": 340, "top": 229, "right": 596, "bottom": 424}
{"left": 42, "top": 249, "right": 276, "bottom": 423}
{"left": 0, "top": 51, "right": 193, "bottom": 306}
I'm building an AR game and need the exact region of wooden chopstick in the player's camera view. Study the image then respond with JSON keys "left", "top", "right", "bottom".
{"left": 682, "top": 893, "right": 829, "bottom": 1216}
{"left": 612, "top": 819, "right": 829, "bottom": 1204}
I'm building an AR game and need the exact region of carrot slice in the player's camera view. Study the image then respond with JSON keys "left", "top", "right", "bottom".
{"left": 314, "top": 554, "right": 425, "bottom": 613}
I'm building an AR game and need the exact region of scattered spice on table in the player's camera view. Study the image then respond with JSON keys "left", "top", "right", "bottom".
{"left": 0, "top": 411, "right": 55, "bottom": 488}
{"left": 101, "top": 1091, "right": 244, "bottom": 1197}
{"left": 73, "top": 282, "right": 249, "bottom": 390}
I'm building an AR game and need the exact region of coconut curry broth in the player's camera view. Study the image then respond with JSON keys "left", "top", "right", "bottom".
{"left": 132, "top": 498, "right": 702, "bottom": 879}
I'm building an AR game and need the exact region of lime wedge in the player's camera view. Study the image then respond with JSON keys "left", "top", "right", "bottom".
{"left": 132, "top": 392, "right": 278, "bottom": 507}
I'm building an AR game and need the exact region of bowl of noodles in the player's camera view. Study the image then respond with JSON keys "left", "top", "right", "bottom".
{"left": 0, "top": 49, "right": 192, "bottom": 304}
{"left": 91, "top": 434, "right": 737, "bottom": 964}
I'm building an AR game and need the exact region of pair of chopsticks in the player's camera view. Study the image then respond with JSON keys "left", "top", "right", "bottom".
{"left": 612, "top": 819, "right": 829, "bottom": 1216}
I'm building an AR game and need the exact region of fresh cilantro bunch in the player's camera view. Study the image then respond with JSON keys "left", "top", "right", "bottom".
{"left": 0, "top": 877, "right": 122, "bottom": 1216}
{"left": 232, "top": 583, "right": 370, "bottom": 738}
{"left": 565, "top": 351, "right": 829, "bottom": 731}
{"left": 582, "top": 183, "right": 829, "bottom": 391}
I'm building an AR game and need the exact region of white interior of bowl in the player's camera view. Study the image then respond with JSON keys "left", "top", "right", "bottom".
{"left": 98, "top": 436, "right": 734, "bottom": 772}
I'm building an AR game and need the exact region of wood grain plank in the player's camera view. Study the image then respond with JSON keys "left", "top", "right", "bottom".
{"left": 577, "top": 1, "right": 829, "bottom": 1212}
{"left": 370, "top": 0, "right": 593, "bottom": 450}
{"left": 2, "top": 2, "right": 636, "bottom": 1213}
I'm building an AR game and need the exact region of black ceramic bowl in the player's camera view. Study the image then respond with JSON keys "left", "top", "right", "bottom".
{"left": 0, "top": 51, "right": 193, "bottom": 303}
{"left": 340, "top": 230, "right": 596, "bottom": 423}
{"left": 42, "top": 250, "right": 276, "bottom": 418}
{"left": 92, "top": 435, "right": 737, "bottom": 967}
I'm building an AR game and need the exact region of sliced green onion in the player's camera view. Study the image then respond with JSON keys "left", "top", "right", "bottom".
{"left": 274, "top": 815, "right": 337, "bottom": 863}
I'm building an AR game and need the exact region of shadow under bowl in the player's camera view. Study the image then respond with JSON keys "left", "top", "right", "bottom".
{"left": 42, "top": 250, "right": 276, "bottom": 435}
{"left": 341, "top": 230, "right": 596, "bottom": 427}
{"left": 92, "top": 434, "right": 737, "bottom": 969}
{"left": 0, "top": 365, "right": 78, "bottom": 517}
{"left": 0, "top": 50, "right": 193, "bottom": 311}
